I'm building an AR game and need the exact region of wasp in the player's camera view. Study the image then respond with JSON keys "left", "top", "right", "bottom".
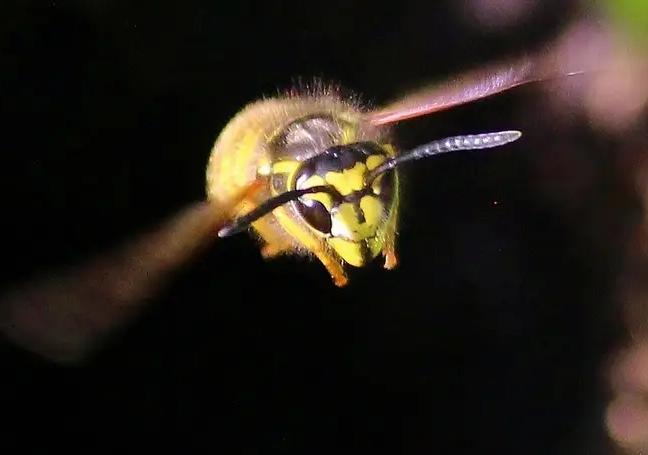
{"left": 207, "top": 55, "right": 579, "bottom": 287}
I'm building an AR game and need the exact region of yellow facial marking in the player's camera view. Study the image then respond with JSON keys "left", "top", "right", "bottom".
{"left": 383, "top": 143, "right": 397, "bottom": 157}
{"left": 330, "top": 203, "right": 359, "bottom": 240}
{"left": 272, "top": 161, "right": 300, "bottom": 174}
{"left": 297, "top": 174, "right": 333, "bottom": 211}
{"left": 366, "top": 154, "right": 386, "bottom": 171}
{"left": 365, "top": 155, "right": 388, "bottom": 194}
{"left": 324, "top": 162, "right": 367, "bottom": 196}
{"left": 301, "top": 174, "right": 326, "bottom": 188}
{"left": 328, "top": 238, "right": 364, "bottom": 267}
{"left": 330, "top": 198, "right": 384, "bottom": 242}
{"left": 359, "top": 196, "right": 383, "bottom": 228}
{"left": 371, "top": 175, "right": 383, "bottom": 195}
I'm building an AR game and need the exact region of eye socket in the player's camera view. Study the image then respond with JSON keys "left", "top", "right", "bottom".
{"left": 296, "top": 198, "right": 332, "bottom": 234}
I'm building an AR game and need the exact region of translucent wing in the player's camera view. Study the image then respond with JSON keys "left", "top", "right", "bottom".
{"left": 367, "top": 54, "right": 583, "bottom": 126}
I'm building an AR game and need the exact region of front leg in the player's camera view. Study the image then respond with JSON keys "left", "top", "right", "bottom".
{"left": 313, "top": 248, "right": 348, "bottom": 287}
{"left": 383, "top": 245, "right": 398, "bottom": 270}
{"left": 381, "top": 202, "right": 399, "bottom": 270}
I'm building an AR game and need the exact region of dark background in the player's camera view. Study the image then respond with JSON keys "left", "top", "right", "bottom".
{"left": 0, "top": 1, "right": 632, "bottom": 453}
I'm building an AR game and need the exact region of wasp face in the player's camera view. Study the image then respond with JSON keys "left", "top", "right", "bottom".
{"left": 293, "top": 142, "right": 396, "bottom": 267}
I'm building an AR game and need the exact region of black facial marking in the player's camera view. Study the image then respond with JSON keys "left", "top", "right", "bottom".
{"left": 376, "top": 171, "right": 395, "bottom": 203}
{"left": 294, "top": 141, "right": 388, "bottom": 193}
{"left": 356, "top": 204, "right": 366, "bottom": 223}
{"left": 360, "top": 240, "right": 371, "bottom": 260}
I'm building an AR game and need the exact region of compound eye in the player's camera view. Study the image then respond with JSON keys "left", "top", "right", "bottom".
{"left": 296, "top": 198, "right": 332, "bottom": 234}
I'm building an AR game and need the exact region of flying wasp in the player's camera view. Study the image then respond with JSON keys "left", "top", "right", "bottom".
{"left": 207, "top": 54, "right": 581, "bottom": 287}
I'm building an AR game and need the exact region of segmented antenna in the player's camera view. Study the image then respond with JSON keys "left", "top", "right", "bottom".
{"left": 366, "top": 130, "right": 522, "bottom": 184}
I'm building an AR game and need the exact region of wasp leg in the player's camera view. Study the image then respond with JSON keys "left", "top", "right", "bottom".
{"left": 383, "top": 248, "right": 398, "bottom": 270}
{"left": 214, "top": 181, "right": 294, "bottom": 264}
{"left": 231, "top": 180, "right": 294, "bottom": 258}
{"left": 383, "top": 242, "right": 398, "bottom": 270}
{"left": 313, "top": 249, "right": 348, "bottom": 287}
{"left": 382, "top": 204, "right": 399, "bottom": 270}
{"left": 226, "top": 180, "right": 266, "bottom": 222}
{"left": 247, "top": 211, "right": 295, "bottom": 260}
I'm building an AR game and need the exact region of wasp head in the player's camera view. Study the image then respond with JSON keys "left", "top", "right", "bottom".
{"left": 292, "top": 142, "right": 397, "bottom": 267}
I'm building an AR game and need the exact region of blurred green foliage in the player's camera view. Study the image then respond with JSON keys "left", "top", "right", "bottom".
{"left": 598, "top": 0, "right": 648, "bottom": 45}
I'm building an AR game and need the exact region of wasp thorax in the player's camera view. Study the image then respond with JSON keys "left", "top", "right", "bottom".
{"left": 292, "top": 142, "right": 395, "bottom": 267}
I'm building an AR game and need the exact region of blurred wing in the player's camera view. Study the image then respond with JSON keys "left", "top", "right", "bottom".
{"left": 0, "top": 186, "right": 253, "bottom": 364}
{"left": 368, "top": 54, "right": 581, "bottom": 126}
{"left": 0, "top": 201, "right": 227, "bottom": 364}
